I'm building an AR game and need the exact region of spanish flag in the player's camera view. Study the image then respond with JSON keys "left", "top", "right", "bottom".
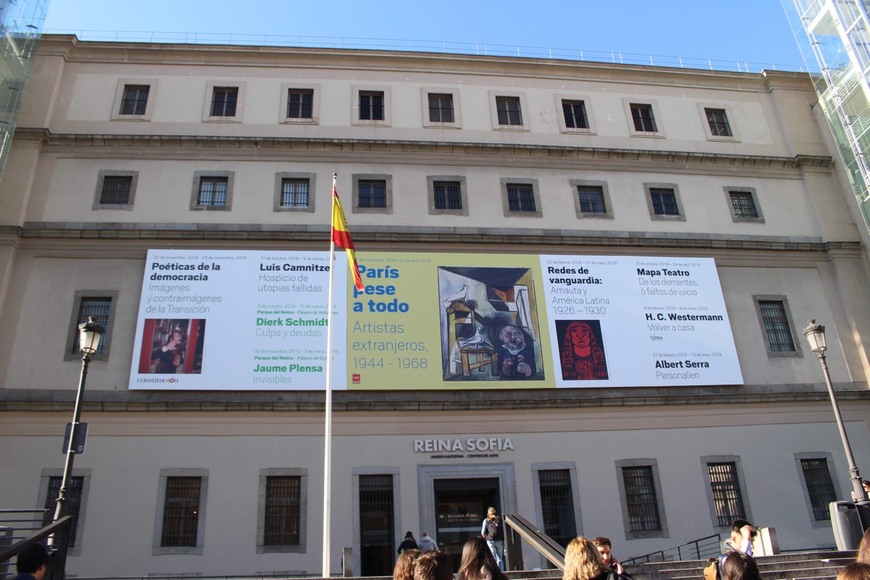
{"left": 331, "top": 178, "right": 365, "bottom": 291}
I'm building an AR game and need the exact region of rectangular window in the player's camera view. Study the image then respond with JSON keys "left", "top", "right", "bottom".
{"left": 707, "top": 462, "right": 746, "bottom": 526}
{"left": 99, "top": 175, "right": 133, "bottom": 205}
{"left": 433, "top": 180, "right": 462, "bottom": 210}
{"left": 630, "top": 103, "right": 657, "bottom": 132}
{"left": 197, "top": 177, "right": 229, "bottom": 208}
{"left": 358, "top": 179, "right": 387, "bottom": 208}
{"left": 71, "top": 297, "right": 111, "bottom": 356}
{"left": 507, "top": 183, "right": 536, "bottom": 212}
{"left": 800, "top": 458, "right": 837, "bottom": 521}
{"left": 359, "top": 474, "right": 395, "bottom": 577}
{"left": 622, "top": 465, "right": 661, "bottom": 532}
{"left": 578, "top": 185, "right": 607, "bottom": 214}
{"left": 649, "top": 188, "right": 679, "bottom": 216}
{"left": 496, "top": 96, "right": 523, "bottom": 126}
{"left": 120, "top": 85, "right": 150, "bottom": 116}
{"left": 287, "top": 89, "right": 314, "bottom": 119}
{"left": 43, "top": 476, "right": 84, "bottom": 546}
{"left": 562, "top": 100, "right": 589, "bottom": 129}
{"left": 359, "top": 91, "right": 385, "bottom": 121}
{"left": 211, "top": 87, "right": 238, "bottom": 117}
{"left": 264, "top": 476, "right": 301, "bottom": 546}
{"left": 538, "top": 469, "right": 577, "bottom": 547}
{"left": 706, "top": 108, "right": 732, "bottom": 137}
{"left": 729, "top": 191, "right": 759, "bottom": 219}
{"left": 160, "top": 476, "right": 201, "bottom": 547}
{"left": 428, "top": 93, "right": 455, "bottom": 123}
{"left": 280, "top": 178, "right": 310, "bottom": 209}
{"left": 758, "top": 300, "right": 796, "bottom": 352}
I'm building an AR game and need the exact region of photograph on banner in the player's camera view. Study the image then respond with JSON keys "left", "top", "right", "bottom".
{"left": 439, "top": 265, "right": 545, "bottom": 382}
{"left": 137, "top": 318, "right": 206, "bottom": 375}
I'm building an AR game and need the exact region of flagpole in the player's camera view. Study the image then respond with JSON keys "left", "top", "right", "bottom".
{"left": 322, "top": 172, "right": 338, "bottom": 578}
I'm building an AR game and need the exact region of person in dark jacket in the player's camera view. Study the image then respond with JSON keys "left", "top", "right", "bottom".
{"left": 13, "top": 543, "right": 49, "bottom": 580}
{"left": 398, "top": 531, "right": 418, "bottom": 554}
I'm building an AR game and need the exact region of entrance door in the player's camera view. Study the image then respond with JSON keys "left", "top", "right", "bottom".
{"left": 434, "top": 477, "right": 500, "bottom": 570}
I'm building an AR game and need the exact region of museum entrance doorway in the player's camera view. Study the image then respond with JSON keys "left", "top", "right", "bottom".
{"left": 434, "top": 477, "right": 500, "bottom": 571}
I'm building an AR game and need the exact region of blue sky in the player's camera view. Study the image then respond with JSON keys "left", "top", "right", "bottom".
{"left": 44, "top": 0, "right": 808, "bottom": 73}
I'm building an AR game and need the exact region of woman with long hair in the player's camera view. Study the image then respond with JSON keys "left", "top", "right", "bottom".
{"left": 458, "top": 536, "right": 507, "bottom": 580}
{"left": 393, "top": 549, "right": 421, "bottom": 580}
{"left": 563, "top": 537, "right": 609, "bottom": 580}
{"left": 858, "top": 527, "right": 870, "bottom": 564}
{"left": 720, "top": 551, "right": 762, "bottom": 580}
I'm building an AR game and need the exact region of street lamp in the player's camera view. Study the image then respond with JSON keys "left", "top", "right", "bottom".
{"left": 52, "top": 316, "right": 104, "bottom": 523}
{"left": 802, "top": 319, "right": 870, "bottom": 506}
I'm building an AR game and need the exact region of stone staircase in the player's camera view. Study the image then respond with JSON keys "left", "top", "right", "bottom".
{"left": 627, "top": 550, "right": 856, "bottom": 580}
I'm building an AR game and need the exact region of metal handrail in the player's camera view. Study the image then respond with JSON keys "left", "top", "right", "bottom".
{"left": 621, "top": 533, "right": 722, "bottom": 565}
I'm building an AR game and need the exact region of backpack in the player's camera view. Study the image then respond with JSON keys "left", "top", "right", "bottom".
{"left": 485, "top": 518, "right": 502, "bottom": 540}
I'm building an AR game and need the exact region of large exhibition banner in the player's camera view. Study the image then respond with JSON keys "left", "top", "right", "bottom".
{"left": 129, "top": 250, "right": 742, "bottom": 390}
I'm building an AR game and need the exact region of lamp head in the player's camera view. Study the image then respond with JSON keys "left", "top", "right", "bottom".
{"left": 78, "top": 316, "right": 105, "bottom": 355}
{"left": 802, "top": 319, "right": 827, "bottom": 355}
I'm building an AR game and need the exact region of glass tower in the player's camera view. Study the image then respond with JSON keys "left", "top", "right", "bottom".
{"left": 0, "top": 0, "right": 49, "bottom": 179}
{"left": 784, "top": 0, "right": 870, "bottom": 233}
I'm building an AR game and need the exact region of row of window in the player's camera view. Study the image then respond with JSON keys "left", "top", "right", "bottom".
{"left": 68, "top": 292, "right": 803, "bottom": 364}
{"left": 114, "top": 81, "right": 739, "bottom": 141}
{"left": 93, "top": 170, "right": 765, "bottom": 223}
{"left": 43, "top": 453, "right": 837, "bottom": 557}
{"left": 612, "top": 455, "right": 838, "bottom": 539}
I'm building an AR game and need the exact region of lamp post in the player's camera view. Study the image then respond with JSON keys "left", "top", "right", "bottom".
{"left": 802, "top": 319, "right": 870, "bottom": 506}
{"left": 52, "top": 316, "right": 104, "bottom": 523}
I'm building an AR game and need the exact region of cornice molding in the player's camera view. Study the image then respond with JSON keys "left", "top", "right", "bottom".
{"left": 3, "top": 224, "right": 855, "bottom": 255}
{"left": 1, "top": 383, "right": 868, "bottom": 413}
{"left": 38, "top": 35, "right": 813, "bottom": 91}
{"left": 12, "top": 129, "right": 834, "bottom": 176}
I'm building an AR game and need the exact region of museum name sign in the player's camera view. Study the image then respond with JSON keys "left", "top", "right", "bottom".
{"left": 413, "top": 437, "right": 515, "bottom": 459}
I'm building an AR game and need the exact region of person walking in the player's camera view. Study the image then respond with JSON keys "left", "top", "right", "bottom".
{"left": 481, "top": 507, "right": 504, "bottom": 570}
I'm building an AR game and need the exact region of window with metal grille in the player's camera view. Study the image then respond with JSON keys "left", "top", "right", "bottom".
{"left": 538, "top": 469, "right": 576, "bottom": 547}
{"left": 120, "top": 85, "right": 149, "bottom": 115}
{"left": 758, "top": 300, "right": 796, "bottom": 352}
{"left": 358, "top": 179, "right": 387, "bottom": 208}
{"left": 622, "top": 466, "right": 661, "bottom": 531}
{"left": 71, "top": 297, "right": 111, "bottom": 355}
{"left": 433, "top": 181, "right": 462, "bottom": 210}
{"left": 729, "top": 191, "right": 759, "bottom": 218}
{"left": 428, "top": 93, "right": 454, "bottom": 123}
{"left": 99, "top": 175, "right": 133, "bottom": 205}
{"left": 197, "top": 177, "right": 228, "bottom": 208}
{"left": 649, "top": 188, "right": 679, "bottom": 216}
{"left": 707, "top": 462, "right": 746, "bottom": 526}
{"left": 43, "top": 476, "right": 84, "bottom": 546}
{"left": 496, "top": 96, "right": 523, "bottom": 126}
{"left": 287, "top": 89, "right": 313, "bottom": 119}
{"left": 800, "top": 458, "right": 836, "bottom": 521}
{"left": 359, "top": 91, "right": 385, "bottom": 121}
{"left": 507, "top": 183, "right": 536, "bottom": 212}
{"left": 210, "top": 87, "right": 238, "bottom": 117}
{"left": 280, "top": 178, "right": 310, "bottom": 208}
{"left": 264, "top": 476, "right": 301, "bottom": 545}
{"left": 160, "top": 477, "right": 201, "bottom": 547}
{"left": 630, "top": 103, "right": 657, "bottom": 132}
{"left": 578, "top": 185, "right": 606, "bottom": 214}
{"left": 706, "top": 108, "right": 732, "bottom": 137}
{"left": 359, "top": 474, "right": 394, "bottom": 576}
{"left": 562, "top": 100, "right": 589, "bottom": 129}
